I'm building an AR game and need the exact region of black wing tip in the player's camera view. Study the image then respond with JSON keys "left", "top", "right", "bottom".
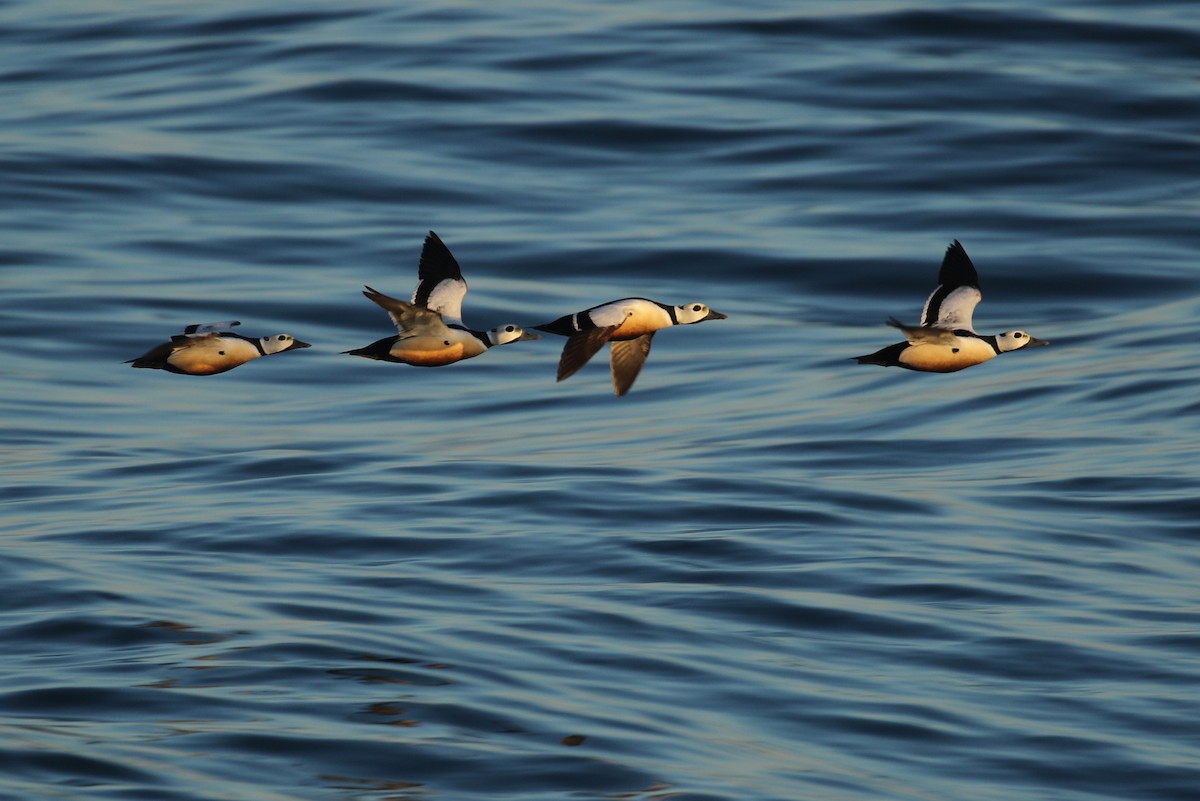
{"left": 940, "top": 239, "right": 979, "bottom": 288}
{"left": 418, "top": 230, "right": 463, "bottom": 280}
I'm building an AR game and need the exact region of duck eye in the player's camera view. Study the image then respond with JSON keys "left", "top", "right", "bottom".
{"left": 1013, "top": 332, "right": 1024, "bottom": 339}
{"left": 692, "top": 305, "right": 703, "bottom": 312}
{"left": 505, "top": 326, "right": 515, "bottom": 333}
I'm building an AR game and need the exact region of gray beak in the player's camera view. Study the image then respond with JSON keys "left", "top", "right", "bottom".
{"left": 291, "top": 340, "right": 313, "bottom": 350}
{"left": 704, "top": 309, "right": 728, "bottom": 321}
{"left": 1027, "top": 337, "right": 1049, "bottom": 347}
{"left": 517, "top": 330, "right": 541, "bottom": 342}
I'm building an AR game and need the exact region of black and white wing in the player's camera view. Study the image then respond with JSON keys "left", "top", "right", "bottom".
{"left": 411, "top": 231, "right": 468, "bottom": 327}
{"left": 181, "top": 321, "right": 240, "bottom": 336}
{"left": 363, "top": 285, "right": 452, "bottom": 339}
{"left": 169, "top": 321, "right": 240, "bottom": 348}
{"left": 920, "top": 240, "right": 981, "bottom": 332}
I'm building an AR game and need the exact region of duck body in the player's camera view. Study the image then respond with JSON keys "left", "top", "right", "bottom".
{"left": 345, "top": 232, "right": 538, "bottom": 367}
{"left": 535, "top": 298, "right": 679, "bottom": 340}
{"left": 127, "top": 321, "right": 310, "bottom": 375}
{"left": 343, "top": 289, "right": 489, "bottom": 366}
{"left": 856, "top": 323, "right": 1007, "bottom": 373}
{"left": 534, "top": 297, "right": 726, "bottom": 395}
{"left": 345, "top": 285, "right": 537, "bottom": 367}
{"left": 855, "top": 241, "right": 1047, "bottom": 372}
{"left": 343, "top": 335, "right": 475, "bottom": 367}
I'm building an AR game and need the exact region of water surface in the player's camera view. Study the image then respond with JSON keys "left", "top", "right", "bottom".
{"left": 3, "top": 2, "right": 1199, "bottom": 800}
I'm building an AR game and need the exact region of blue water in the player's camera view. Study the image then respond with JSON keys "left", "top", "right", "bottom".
{"left": 3, "top": 2, "right": 1199, "bottom": 799}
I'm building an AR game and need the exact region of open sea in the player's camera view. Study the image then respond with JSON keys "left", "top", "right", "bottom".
{"left": 3, "top": 2, "right": 1199, "bottom": 799}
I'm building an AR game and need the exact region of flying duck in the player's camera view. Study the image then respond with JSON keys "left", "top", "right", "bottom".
{"left": 533, "top": 298, "right": 727, "bottom": 395}
{"left": 344, "top": 231, "right": 539, "bottom": 366}
{"left": 855, "top": 240, "right": 1047, "bottom": 372}
{"left": 127, "top": 321, "right": 310, "bottom": 375}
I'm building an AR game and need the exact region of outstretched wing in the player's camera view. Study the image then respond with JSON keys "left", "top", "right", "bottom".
{"left": 920, "top": 240, "right": 981, "bottom": 332}
{"left": 555, "top": 325, "right": 621, "bottom": 382}
{"left": 363, "top": 285, "right": 452, "bottom": 339}
{"left": 181, "top": 321, "right": 240, "bottom": 335}
{"left": 887, "top": 317, "right": 960, "bottom": 346}
{"left": 609, "top": 333, "right": 654, "bottom": 396}
{"left": 412, "top": 231, "right": 468, "bottom": 327}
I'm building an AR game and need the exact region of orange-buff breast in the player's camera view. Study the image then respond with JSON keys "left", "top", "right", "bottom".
{"left": 396, "top": 341, "right": 468, "bottom": 366}
{"left": 611, "top": 318, "right": 667, "bottom": 340}
{"left": 900, "top": 344, "right": 995, "bottom": 373}
{"left": 187, "top": 363, "right": 227, "bottom": 375}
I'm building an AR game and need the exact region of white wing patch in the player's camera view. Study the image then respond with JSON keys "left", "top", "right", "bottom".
{"left": 586, "top": 300, "right": 639, "bottom": 328}
{"left": 920, "top": 285, "right": 981, "bottom": 332}
{"left": 415, "top": 278, "right": 468, "bottom": 327}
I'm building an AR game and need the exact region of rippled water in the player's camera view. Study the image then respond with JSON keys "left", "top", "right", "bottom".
{"left": 3, "top": 2, "right": 1199, "bottom": 800}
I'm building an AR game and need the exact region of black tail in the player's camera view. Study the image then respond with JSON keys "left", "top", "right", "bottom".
{"left": 853, "top": 342, "right": 906, "bottom": 367}
{"left": 532, "top": 314, "right": 577, "bottom": 336}
{"left": 126, "top": 342, "right": 172, "bottom": 369}
{"left": 343, "top": 336, "right": 397, "bottom": 361}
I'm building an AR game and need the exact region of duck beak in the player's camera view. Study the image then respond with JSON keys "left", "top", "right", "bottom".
{"left": 704, "top": 309, "right": 728, "bottom": 321}
{"left": 517, "top": 330, "right": 541, "bottom": 342}
{"left": 1027, "top": 336, "right": 1049, "bottom": 347}
{"left": 291, "top": 339, "right": 313, "bottom": 350}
